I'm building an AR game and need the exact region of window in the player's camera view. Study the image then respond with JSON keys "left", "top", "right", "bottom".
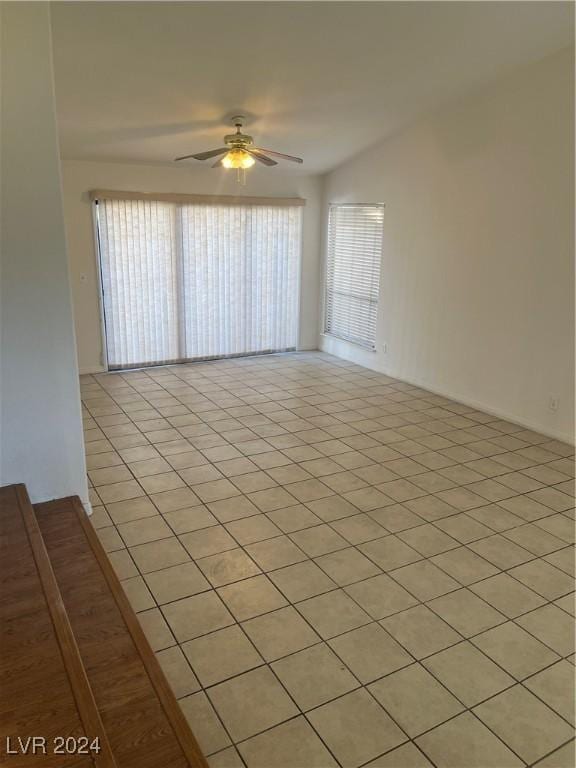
{"left": 95, "top": 194, "right": 303, "bottom": 370}
{"left": 324, "top": 203, "right": 384, "bottom": 349}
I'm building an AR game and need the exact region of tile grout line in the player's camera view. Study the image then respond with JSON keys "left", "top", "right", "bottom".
{"left": 80, "top": 353, "right": 574, "bottom": 768}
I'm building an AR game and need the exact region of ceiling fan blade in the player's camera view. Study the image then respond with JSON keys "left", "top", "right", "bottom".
{"left": 251, "top": 147, "right": 303, "bottom": 164}
{"left": 245, "top": 149, "right": 277, "bottom": 167}
{"left": 174, "top": 148, "right": 228, "bottom": 161}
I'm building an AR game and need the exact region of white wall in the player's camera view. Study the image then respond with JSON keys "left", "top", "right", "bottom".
{"left": 321, "top": 49, "right": 574, "bottom": 443}
{"left": 61, "top": 161, "right": 322, "bottom": 373}
{"left": 0, "top": 2, "right": 89, "bottom": 506}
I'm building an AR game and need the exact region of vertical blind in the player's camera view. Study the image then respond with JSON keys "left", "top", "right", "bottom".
{"left": 96, "top": 197, "right": 302, "bottom": 370}
{"left": 324, "top": 203, "right": 384, "bottom": 349}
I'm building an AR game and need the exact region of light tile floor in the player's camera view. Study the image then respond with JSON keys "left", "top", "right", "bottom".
{"left": 82, "top": 352, "right": 575, "bottom": 768}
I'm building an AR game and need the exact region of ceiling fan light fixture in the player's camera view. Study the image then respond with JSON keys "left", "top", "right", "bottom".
{"left": 174, "top": 117, "right": 303, "bottom": 179}
{"left": 222, "top": 148, "right": 255, "bottom": 169}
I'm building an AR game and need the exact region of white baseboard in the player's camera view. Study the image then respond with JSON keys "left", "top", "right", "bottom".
{"left": 79, "top": 365, "right": 107, "bottom": 375}
{"left": 320, "top": 339, "right": 574, "bottom": 445}
{"left": 391, "top": 373, "right": 574, "bottom": 445}
{"left": 80, "top": 351, "right": 320, "bottom": 374}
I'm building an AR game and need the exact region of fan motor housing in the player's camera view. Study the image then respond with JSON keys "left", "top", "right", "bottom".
{"left": 224, "top": 132, "right": 253, "bottom": 147}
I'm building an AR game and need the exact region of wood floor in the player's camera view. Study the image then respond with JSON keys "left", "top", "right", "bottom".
{"left": 0, "top": 484, "right": 207, "bottom": 768}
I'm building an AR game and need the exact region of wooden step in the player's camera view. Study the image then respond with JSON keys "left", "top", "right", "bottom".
{"left": 34, "top": 495, "right": 207, "bottom": 768}
{"left": 0, "top": 483, "right": 113, "bottom": 766}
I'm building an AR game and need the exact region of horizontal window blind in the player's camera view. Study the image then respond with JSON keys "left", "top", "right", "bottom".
{"left": 324, "top": 203, "right": 384, "bottom": 349}
{"left": 96, "top": 197, "right": 302, "bottom": 370}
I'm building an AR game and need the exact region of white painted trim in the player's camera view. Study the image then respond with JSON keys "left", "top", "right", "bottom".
{"left": 80, "top": 498, "right": 93, "bottom": 516}
{"left": 320, "top": 337, "right": 575, "bottom": 445}
{"left": 394, "top": 373, "right": 575, "bottom": 445}
{"left": 79, "top": 365, "right": 107, "bottom": 375}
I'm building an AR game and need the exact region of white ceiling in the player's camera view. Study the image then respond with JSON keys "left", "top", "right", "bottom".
{"left": 51, "top": 1, "right": 573, "bottom": 174}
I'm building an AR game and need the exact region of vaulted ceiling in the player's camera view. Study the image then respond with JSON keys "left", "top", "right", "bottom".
{"left": 51, "top": 1, "right": 573, "bottom": 173}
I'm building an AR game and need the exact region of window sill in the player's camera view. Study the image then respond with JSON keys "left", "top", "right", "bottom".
{"left": 321, "top": 332, "right": 377, "bottom": 352}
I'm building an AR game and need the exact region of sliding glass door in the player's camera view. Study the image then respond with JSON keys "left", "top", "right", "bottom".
{"left": 96, "top": 197, "right": 302, "bottom": 370}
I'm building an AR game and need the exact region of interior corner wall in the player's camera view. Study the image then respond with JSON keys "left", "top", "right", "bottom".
{"left": 60, "top": 161, "right": 323, "bottom": 374}
{"left": 320, "top": 48, "right": 575, "bottom": 443}
{"left": 0, "top": 2, "right": 89, "bottom": 506}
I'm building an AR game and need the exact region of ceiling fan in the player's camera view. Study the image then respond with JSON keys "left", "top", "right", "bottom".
{"left": 174, "top": 116, "right": 303, "bottom": 180}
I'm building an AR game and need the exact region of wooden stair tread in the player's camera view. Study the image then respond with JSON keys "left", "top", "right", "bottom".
{"left": 0, "top": 485, "right": 102, "bottom": 766}
{"left": 35, "top": 496, "right": 207, "bottom": 768}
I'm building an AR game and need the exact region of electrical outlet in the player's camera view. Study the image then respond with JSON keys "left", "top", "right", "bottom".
{"left": 548, "top": 395, "right": 560, "bottom": 413}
